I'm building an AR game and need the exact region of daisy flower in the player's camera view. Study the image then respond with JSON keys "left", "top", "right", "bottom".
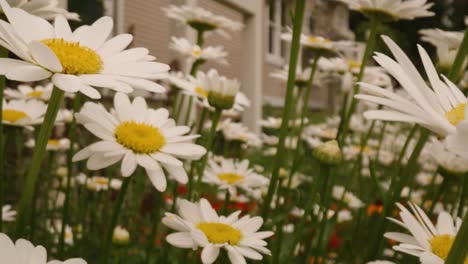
{"left": 26, "top": 138, "right": 70, "bottom": 151}
{"left": 0, "top": 232, "right": 86, "bottom": 263}
{"left": 338, "top": 0, "right": 434, "bottom": 21}
{"left": 162, "top": 198, "right": 274, "bottom": 264}
{"left": 170, "top": 37, "right": 227, "bottom": 65}
{"left": 4, "top": 83, "right": 53, "bottom": 101}
{"left": 112, "top": 226, "right": 130, "bottom": 246}
{"left": 270, "top": 65, "right": 312, "bottom": 88}
{"left": 429, "top": 140, "right": 468, "bottom": 176}
{"left": 2, "top": 204, "right": 16, "bottom": 221}
{"left": 332, "top": 186, "right": 364, "bottom": 209}
{"left": 169, "top": 69, "right": 250, "bottom": 113}
{"left": 0, "top": 0, "right": 169, "bottom": 99}
{"left": 2, "top": 99, "right": 46, "bottom": 127}
{"left": 72, "top": 92, "right": 206, "bottom": 192}
{"left": 75, "top": 173, "right": 122, "bottom": 192}
{"left": 3, "top": 0, "right": 79, "bottom": 20}
{"left": 163, "top": 5, "right": 243, "bottom": 38}
{"left": 282, "top": 31, "right": 335, "bottom": 52}
{"left": 385, "top": 203, "right": 465, "bottom": 264}
{"left": 217, "top": 119, "right": 262, "bottom": 148}
{"left": 203, "top": 158, "right": 269, "bottom": 196}
{"left": 419, "top": 28, "right": 466, "bottom": 71}
{"left": 355, "top": 36, "right": 468, "bottom": 157}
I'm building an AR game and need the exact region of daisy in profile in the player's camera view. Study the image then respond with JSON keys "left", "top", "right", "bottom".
{"left": 385, "top": 203, "right": 465, "bottom": 264}
{"left": 75, "top": 173, "right": 122, "bottom": 192}
{"left": 0, "top": 0, "right": 169, "bottom": 99}
{"left": 0, "top": 232, "right": 86, "bottom": 263}
{"left": 170, "top": 37, "right": 227, "bottom": 65}
{"left": 163, "top": 5, "right": 243, "bottom": 38}
{"left": 203, "top": 158, "right": 269, "bottom": 196}
{"left": 170, "top": 69, "right": 250, "bottom": 113}
{"left": 217, "top": 119, "right": 262, "bottom": 148}
{"left": 355, "top": 36, "right": 468, "bottom": 158}
{"left": 4, "top": 83, "right": 53, "bottom": 101}
{"left": 26, "top": 138, "right": 70, "bottom": 151}
{"left": 73, "top": 92, "right": 206, "bottom": 191}
{"left": 270, "top": 65, "right": 312, "bottom": 88}
{"left": 419, "top": 28, "right": 466, "bottom": 72}
{"left": 2, "top": 204, "right": 16, "bottom": 221}
{"left": 338, "top": 0, "right": 434, "bottom": 21}
{"left": 2, "top": 0, "right": 79, "bottom": 20}
{"left": 2, "top": 99, "right": 47, "bottom": 127}
{"left": 162, "top": 198, "right": 274, "bottom": 264}
{"left": 282, "top": 31, "right": 335, "bottom": 53}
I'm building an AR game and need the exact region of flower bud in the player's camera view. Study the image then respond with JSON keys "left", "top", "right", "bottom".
{"left": 313, "top": 140, "right": 342, "bottom": 165}
{"left": 112, "top": 226, "right": 130, "bottom": 246}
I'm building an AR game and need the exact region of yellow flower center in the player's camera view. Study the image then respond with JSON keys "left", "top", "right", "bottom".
{"left": 307, "top": 36, "right": 331, "bottom": 44}
{"left": 197, "top": 222, "right": 242, "bottom": 245}
{"left": 114, "top": 121, "right": 166, "bottom": 154}
{"left": 26, "top": 90, "right": 44, "bottom": 98}
{"left": 41, "top": 38, "right": 103, "bottom": 75}
{"left": 445, "top": 103, "right": 466, "bottom": 126}
{"left": 429, "top": 235, "right": 468, "bottom": 263}
{"left": 347, "top": 60, "right": 361, "bottom": 70}
{"left": 48, "top": 140, "right": 61, "bottom": 146}
{"left": 217, "top": 173, "right": 245, "bottom": 184}
{"left": 194, "top": 87, "right": 208, "bottom": 98}
{"left": 92, "top": 177, "right": 109, "bottom": 186}
{"left": 192, "top": 49, "right": 202, "bottom": 57}
{"left": 2, "top": 109, "right": 28, "bottom": 123}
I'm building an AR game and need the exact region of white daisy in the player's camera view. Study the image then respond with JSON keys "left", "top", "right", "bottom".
{"left": 163, "top": 5, "right": 243, "bottom": 38}
{"left": 170, "top": 37, "right": 227, "bottom": 65}
{"left": 217, "top": 119, "right": 262, "bottom": 148}
{"left": 48, "top": 220, "right": 74, "bottom": 246}
{"left": 355, "top": 36, "right": 468, "bottom": 158}
{"left": 3, "top": 0, "right": 79, "bottom": 20}
{"left": 2, "top": 204, "right": 16, "bottom": 221}
{"left": 282, "top": 31, "right": 335, "bottom": 52}
{"left": 385, "top": 203, "right": 465, "bottom": 264}
{"left": 0, "top": 0, "right": 169, "bottom": 99}
{"left": 112, "top": 225, "right": 130, "bottom": 245}
{"left": 26, "top": 138, "right": 70, "bottom": 151}
{"left": 338, "top": 0, "right": 434, "bottom": 21}
{"left": 75, "top": 173, "right": 122, "bottom": 192}
{"left": 419, "top": 28, "right": 466, "bottom": 71}
{"left": 4, "top": 83, "right": 53, "bottom": 101}
{"left": 0, "top": 232, "right": 86, "bottom": 263}
{"left": 270, "top": 65, "right": 312, "bottom": 88}
{"left": 162, "top": 198, "right": 274, "bottom": 264}
{"left": 169, "top": 69, "right": 250, "bottom": 113}
{"left": 429, "top": 139, "right": 468, "bottom": 175}
{"left": 72, "top": 92, "right": 206, "bottom": 192}
{"left": 203, "top": 158, "right": 269, "bottom": 196}
{"left": 332, "top": 186, "right": 364, "bottom": 209}
{"left": 2, "top": 99, "right": 46, "bottom": 127}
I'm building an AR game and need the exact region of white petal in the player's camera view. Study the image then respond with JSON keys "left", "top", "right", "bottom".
{"left": 121, "top": 152, "right": 138, "bottom": 177}
{"left": 201, "top": 244, "right": 220, "bottom": 264}
{"left": 28, "top": 41, "right": 62, "bottom": 72}
{"left": 166, "top": 232, "right": 196, "bottom": 249}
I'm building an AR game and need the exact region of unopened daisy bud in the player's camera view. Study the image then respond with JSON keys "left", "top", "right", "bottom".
{"left": 207, "top": 78, "right": 239, "bottom": 110}
{"left": 112, "top": 226, "right": 130, "bottom": 246}
{"left": 313, "top": 140, "right": 342, "bottom": 165}
{"left": 56, "top": 166, "right": 68, "bottom": 178}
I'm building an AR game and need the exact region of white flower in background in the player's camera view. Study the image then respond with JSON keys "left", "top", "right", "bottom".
{"left": 112, "top": 226, "right": 130, "bottom": 246}
{"left": 282, "top": 31, "right": 335, "bottom": 52}
{"left": 73, "top": 93, "right": 206, "bottom": 191}
{"left": 217, "top": 119, "right": 262, "bottom": 147}
{"left": 367, "top": 261, "right": 395, "bottom": 264}
{"left": 203, "top": 158, "right": 269, "bottom": 196}
{"left": 26, "top": 138, "right": 70, "bottom": 151}
{"left": 2, "top": 204, "right": 16, "bottom": 221}
{"left": 305, "top": 124, "right": 337, "bottom": 140}
{"left": 170, "top": 37, "right": 227, "bottom": 64}
{"left": 338, "top": 0, "right": 434, "bottom": 21}
{"left": 0, "top": 1, "right": 169, "bottom": 99}
{"left": 48, "top": 220, "right": 74, "bottom": 246}
{"left": 163, "top": 5, "right": 243, "bottom": 38}
{"left": 75, "top": 173, "right": 122, "bottom": 192}
{"left": 162, "top": 198, "right": 274, "bottom": 264}
{"left": 4, "top": 83, "right": 53, "bottom": 101}
{"left": 355, "top": 36, "right": 468, "bottom": 158}
{"left": 260, "top": 117, "right": 282, "bottom": 129}
{"left": 318, "top": 57, "right": 348, "bottom": 74}
{"left": 385, "top": 203, "right": 464, "bottom": 264}
{"left": 270, "top": 65, "right": 312, "bottom": 88}
{"left": 4, "top": 0, "right": 79, "bottom": 20}
{"left": 332, "top": 186, "right": 364, "bottom": 209}
{"left": 430, "top": 140, "right": 468, "bottom": 175}
{"left": 419, "top": 28, "right": 466, "bottom": 71}
{"left": 169, "top": 70, "right": 250, "bottom": 113}
{"left": 2, "top": 99, "right": 46, "bottom": 127}
{"left": 361, "top": 66, "right": 393, "bottom": 91}
{"left": 0, "top": 232, "right": 86, "bottom": 263}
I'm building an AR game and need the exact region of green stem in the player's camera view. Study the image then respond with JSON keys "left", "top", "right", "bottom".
{"left": 58, "top": 94, "right": 82, "bottom": 257}
{"left": 338, "top": 18, "right": 379, "bottom": 143}
{"left": 261, "top": 0, "right": 306, "bottom": 219}
{"left": 445, "top": 213, "right": 468, "bottom": 264}
{"left": 184, "top": 97, "right": 193, "bottom": 125}
{"left": 102, "top": 176, "right": 132, "bottom": 264}
{"left": 196, "top": 30, "right": 205, "bottom": 47}
{"left": 447, "top": 27, "right": 468, "bottom": 82}
{"left": 458, "top": 175, "right": 468, "bottom": 217}
{"left": 221, "top": 190, "right": 230, "bottom": 215}
{"left": 195, "top": 109, "right": 222, "bottom": 199}
{"left": 145, "top": 191, "right": 163, "bottom": 264}
{"left": 16, "top": 87, "right": 64, "bottom": 238}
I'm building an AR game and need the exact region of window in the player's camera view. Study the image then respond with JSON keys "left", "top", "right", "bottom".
{"left": 267, "top": 0, "right": 286, "bottom": 65}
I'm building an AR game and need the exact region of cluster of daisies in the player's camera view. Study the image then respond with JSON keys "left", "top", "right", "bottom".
{"left": 0, "top": 0, "right": 466, "bottom": 263}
